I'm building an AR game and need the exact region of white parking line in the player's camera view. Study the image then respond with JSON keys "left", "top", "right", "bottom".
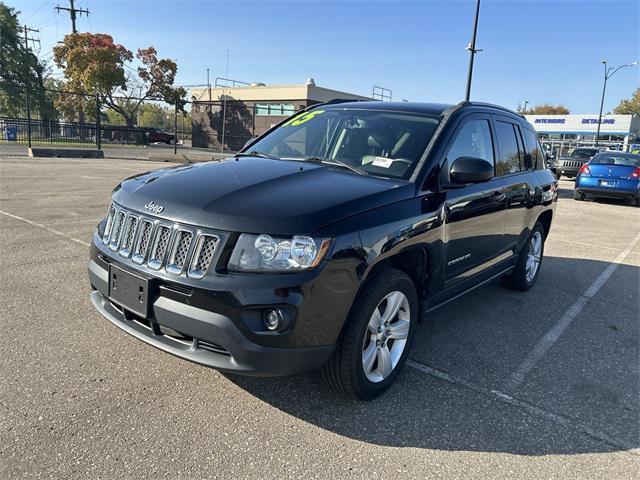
{"left": 406, "top": 359, "right": 636, "bottom": 453}
{"left": 0, "top": 210, "right": 90, "bottom": 247}
{"left": 506, "top": 230, "right": 640, "bottom": 391}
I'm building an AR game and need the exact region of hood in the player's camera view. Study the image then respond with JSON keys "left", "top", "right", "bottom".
{"left": 112, "top": 157, "right": 414, "bottom": 235}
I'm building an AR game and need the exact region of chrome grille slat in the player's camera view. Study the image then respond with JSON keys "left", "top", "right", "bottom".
{"left": 148, "top": 225, "right": 172, "bottom": 270}
{"left": 119, "top": 215, "right": 139, "bottom": 257}
{"left": 167, "top": 230, "right": 193, "bottom": 274}
{"left": 189, "top": 235, "right": 219, "bottom": 278}
{"left": 132, "top": 220, "right": 153, "bottom": 264}
{"left": 103, "top": 205, "right": 116, "bottom": 244}
{"left": 109, "top": 211, "right": 126, "bottom": 251}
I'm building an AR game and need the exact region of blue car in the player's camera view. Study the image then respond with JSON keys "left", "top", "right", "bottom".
{"left": 574, "top": 152, "right": 640, "bottom": 207}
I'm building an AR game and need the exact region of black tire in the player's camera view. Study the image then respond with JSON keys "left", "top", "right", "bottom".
{"left": 556, "top": 173, "right": 562, "bottom": 179}
{"left": 634, "top": 197, "right": 640, "bottom": 208}
{"left": 574, "top": 190, "right": 585, "bottom": 201}
{"left": 502, "top": 221, "right": 546, "bottom": 291}
{"left": 321, "top": 267, "right": 418, "bottom": 400}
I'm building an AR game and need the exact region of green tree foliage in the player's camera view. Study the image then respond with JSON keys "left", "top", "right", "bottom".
{"left": 527, "top": 104, "right": 570, "bottom": 115}
{"left": 0, "top": 3, "right": 55, "bottom": 118}
{"left": 613, "top": 88, "right": 640, "bottom": 115}
{"left": 53, "top": 33, "right": 186, "bottom": 126}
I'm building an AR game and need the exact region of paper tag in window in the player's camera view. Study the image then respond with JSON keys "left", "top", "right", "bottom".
{"left": 372, "top": 156, "right": 394, "bottom": 168}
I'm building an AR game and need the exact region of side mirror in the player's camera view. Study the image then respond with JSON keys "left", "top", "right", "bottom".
{"left": 242, "top": 137, "right": 257, "bottom": 151}
{"left": 450, "top": 156, "right": 494, "bottom": 183}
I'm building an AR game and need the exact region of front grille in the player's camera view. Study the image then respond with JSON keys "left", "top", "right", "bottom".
{"left": 148, "top": 226, "right": 171, "bottom": 270}
{"left": 189, "top": 235, "right": 219, "bottom": 278}
{"left": 562, "top": 160, "right": 585, "bottom": 169}
{"left": 100, "top": 203, "right": 223, "bottom": 279}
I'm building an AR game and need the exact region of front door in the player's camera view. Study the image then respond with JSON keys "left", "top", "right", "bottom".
{"left": 441, "top": 115, "right": 508, "bottom": 282}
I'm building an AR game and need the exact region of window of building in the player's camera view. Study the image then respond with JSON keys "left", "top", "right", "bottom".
{"left": 255, "top": 103, "right": 296, "bottom": 116}
{"left": 446, "top": 119, "right": 495, "bottom": 167}
{"left": 495, "top": 121, "right": 522, "bottom": 175}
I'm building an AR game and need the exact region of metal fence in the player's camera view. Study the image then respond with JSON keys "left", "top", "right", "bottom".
{"left": 0, "top": 83, "right": 191, "bottom": 151}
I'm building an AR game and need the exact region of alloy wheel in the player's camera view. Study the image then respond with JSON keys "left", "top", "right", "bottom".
{"left": 525, "top": 231, "right": 542, "bottom": 282}
{"left": 361, "top": 291, "right": 411, "bottom": 383}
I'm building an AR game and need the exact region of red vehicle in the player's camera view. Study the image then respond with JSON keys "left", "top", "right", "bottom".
{"left": 147, "top": 130, "right": 176, "bottom": 145}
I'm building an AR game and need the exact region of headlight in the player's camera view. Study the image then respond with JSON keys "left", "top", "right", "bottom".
{"left": 228, "top": 234, "right": 331, "bottom": 272}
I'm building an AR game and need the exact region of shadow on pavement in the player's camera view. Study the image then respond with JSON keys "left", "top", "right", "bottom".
{"left": 226, "top": 256, "right": 639, "bottom": 456}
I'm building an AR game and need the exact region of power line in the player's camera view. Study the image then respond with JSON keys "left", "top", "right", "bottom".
{"left": 20, "top": 26, "right": 41, "bottom": 52}
{"left": 55, "top": 0, "right": 89, "bottom": 34}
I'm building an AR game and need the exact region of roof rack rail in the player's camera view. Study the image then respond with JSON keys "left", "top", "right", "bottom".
{"left": 456, "top": 101, "right": 523, "bottom": 117}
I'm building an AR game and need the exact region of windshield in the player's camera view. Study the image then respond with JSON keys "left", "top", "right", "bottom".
{"left": 589, "top": 152, "right": 640, "bottom": 167}
{"left": 568, "top": 148, "right": 598, "bottom": 159}
{"left": 246, "top": 108, "right": 441, "bottom": 179}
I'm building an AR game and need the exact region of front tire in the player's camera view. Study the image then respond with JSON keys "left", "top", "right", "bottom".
{"left": 322, "top": 268, "right": 418, "bottom": 400}
{"left": 502, "top": 222, "right": 546, "bottom": 291}
{"left": 574, "top": 190, "right": 585, "bottom": 201}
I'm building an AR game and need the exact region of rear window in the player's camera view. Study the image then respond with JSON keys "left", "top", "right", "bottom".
{"left": 589, "top": 153, "right": 640, "bottom": 167}
{"left": 569, "top": 148, "right": 598, "bottom": 159}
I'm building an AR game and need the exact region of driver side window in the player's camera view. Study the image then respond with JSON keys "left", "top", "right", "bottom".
{"left": 447, "top": 119, "right": 495, "bottom": 168}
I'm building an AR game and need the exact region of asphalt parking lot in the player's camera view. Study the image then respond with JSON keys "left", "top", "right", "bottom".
{"left": 1, "top": 155, "right": 638, "bottom": 479}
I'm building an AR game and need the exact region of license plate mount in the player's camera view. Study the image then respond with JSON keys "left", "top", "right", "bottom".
{"left": 109, "top": 264, "right": 155, "bottom": 318}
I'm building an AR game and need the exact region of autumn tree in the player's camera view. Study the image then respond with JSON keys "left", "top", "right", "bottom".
{"left": 613, "top": 88, "right": 640, "bottom": 115}
{"left": 0, "top": 3, "right": 55, "bottom": 118}
{"left": 53, "top": 33, "right": 186, "bottom": 126}
{"left": 527, "top": 104, "right": 570, "bottom": 115}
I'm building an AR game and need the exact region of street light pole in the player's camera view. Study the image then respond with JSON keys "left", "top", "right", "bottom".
{"left": 596, "top": 59, "right": 638, "bottom": 146}
{"left": 464, "top": 0, "right": 482, "bottom": 101}
{"left": 523, "top": 100, "right": 529, "bottom": 114}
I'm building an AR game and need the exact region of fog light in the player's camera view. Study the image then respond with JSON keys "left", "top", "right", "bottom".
{"left": 264, "top": 309, "right": 282, "bottom": 331}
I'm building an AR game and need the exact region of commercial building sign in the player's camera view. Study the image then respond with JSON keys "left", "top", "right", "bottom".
{"left": 526, "top": 114, "right": 634, "bottom": 134}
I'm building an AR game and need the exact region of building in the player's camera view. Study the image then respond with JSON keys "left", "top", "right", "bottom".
{"left": 190, "top": 79, "right": 371, "bottom": 150}
{"left": 525, "top": 114, "right": 640, "bottom": 153}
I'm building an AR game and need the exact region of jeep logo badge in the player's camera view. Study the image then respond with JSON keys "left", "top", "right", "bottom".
{"left": 144, "top": 201, "right": 165, "bottom": 214}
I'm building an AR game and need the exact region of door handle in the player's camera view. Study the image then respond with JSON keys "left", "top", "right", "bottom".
{"left": 491, "top": 192, "right": 507, "bottom": 203}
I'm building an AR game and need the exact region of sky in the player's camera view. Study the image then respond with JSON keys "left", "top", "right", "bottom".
{"left": 7, "top": 0, "right": 640, "bottom": 113}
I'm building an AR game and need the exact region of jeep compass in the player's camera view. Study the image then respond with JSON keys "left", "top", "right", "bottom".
{"left": 88, "top": 101, "right": 557, "bottom": 399}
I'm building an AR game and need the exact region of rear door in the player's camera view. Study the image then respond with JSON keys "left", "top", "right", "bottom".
{"left": 492, "top": 116, "right": 540, "bottom": 250}
{"left": 442, "top": 114, "right": 509, "bottom": 282}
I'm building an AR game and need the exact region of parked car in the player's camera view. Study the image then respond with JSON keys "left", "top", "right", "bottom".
{"left": 556, "top": 147, "right": 600, "bottom": 178}
{"left": 574, "top": 151, "right": 640, "bottom": 206}
{"left": 88, "top": 100, "right": 557, "bottom": 399}
{"left": 147, "top": 130, "right": 176, "bottom": 145}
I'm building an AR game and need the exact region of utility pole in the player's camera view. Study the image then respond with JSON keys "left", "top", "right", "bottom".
{"left": 21, "top": 26, "right": 40, "bottom": 150}
{"left": 464, "top": 0, "right": 483, "bottom": 101}
{"left": 523, "top": 100, "right": 529, "bottom": 114}
{"left": 207, "top": 68, "right": 212, "bottom": 102}
{"left": 55, "top": 0, "right": 90, "bottom": 34}
{"left": 596, "top": 59, "right": 638, "bottom": 146}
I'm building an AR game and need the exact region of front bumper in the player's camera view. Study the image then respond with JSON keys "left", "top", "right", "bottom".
{"left": 88, "top": 258, "right": 337, "bottom": 376}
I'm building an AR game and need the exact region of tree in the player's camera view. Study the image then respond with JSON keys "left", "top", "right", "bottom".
{"left": 53, "top": 33, "right": 186, "bottom": 126}
{"left": 613, "top": 88, "right": 640, "bottom": 115}
{"left": 527, "top": 104, "right": 570, "bottom": 115}
{"left": 0, "top": 3, "right": 54, "bottom": 118}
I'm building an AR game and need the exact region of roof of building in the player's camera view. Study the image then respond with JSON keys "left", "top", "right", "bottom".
{"left": 190, "top": 82, "right": 371, "bottom": 103}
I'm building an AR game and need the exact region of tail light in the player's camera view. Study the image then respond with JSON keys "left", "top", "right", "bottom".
{"left": 579, "top": 164, "right": 591, "bottom": 176}
{"left": 628, "top": 167, "right": 640, "bottom": 180}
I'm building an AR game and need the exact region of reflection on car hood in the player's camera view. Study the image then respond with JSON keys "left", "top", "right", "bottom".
{"left": 112, "top": 156, "right": 414, "bottom": 235}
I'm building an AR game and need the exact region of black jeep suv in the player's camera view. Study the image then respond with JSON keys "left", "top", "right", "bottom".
{"left": 88, "top": 101, "right": 557, "bottom": 399}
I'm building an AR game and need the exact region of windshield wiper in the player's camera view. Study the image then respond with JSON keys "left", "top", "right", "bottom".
{"left": 298, "top": 156, "right": 367, "bottom": 176}
{"left": 235, "top": 150, "right": 281, "bottom": 160}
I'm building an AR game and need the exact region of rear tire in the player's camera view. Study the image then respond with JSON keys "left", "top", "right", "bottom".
{"left": 321, "top": 267, "right": 418, "bottom": 400}
{"left": 573, "top": 190, "right": 585, "bottom": 201}
{"left": 502, "top": 221, "right": 546, "bottom": 291}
